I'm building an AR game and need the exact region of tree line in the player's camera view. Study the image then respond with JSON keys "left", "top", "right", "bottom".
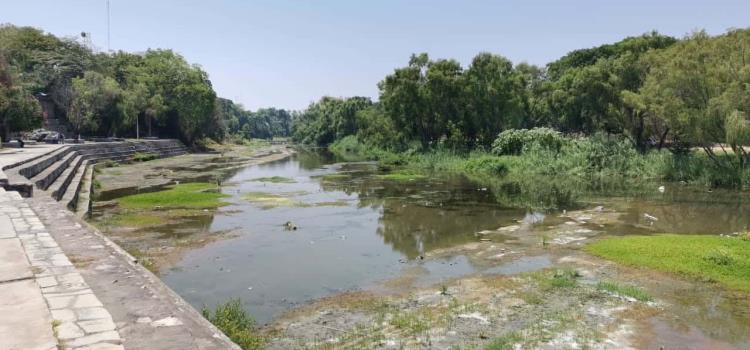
{"left": 292, "top": 29, "right": 750, "bottom": 171}
{"left": 0, "top": 24, "right": 291, "bottom": 143}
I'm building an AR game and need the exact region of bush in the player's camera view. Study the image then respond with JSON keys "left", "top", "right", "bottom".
{"left": 132, "top": 152, "right": 157, "bottom": 162}
{"left": 491, "top": 128, "right": 565, "bottom": 156}
{"left": 464, "top": 155, "right": 509, "bottom": 175}
{"left": 202, "top": 299, "right": 264, "bottom": 350}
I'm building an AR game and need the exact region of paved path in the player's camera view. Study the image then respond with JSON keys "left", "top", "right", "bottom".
{"left": 0, "top": 186, "right": 239, "bottom": 349}
{"left": 1, "top": 188, "right": 123, "bottom": 350}
{"left": 26, "top": 195, "right": 240, "bottom": 349}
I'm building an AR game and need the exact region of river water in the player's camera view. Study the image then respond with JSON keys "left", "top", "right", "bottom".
{"left": 160, "top": 151, "right": 750, "bottom": 326}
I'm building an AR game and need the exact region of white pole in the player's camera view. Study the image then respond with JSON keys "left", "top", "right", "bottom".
{"left": 107, "top": 0, "right": 111, "bottom": 52}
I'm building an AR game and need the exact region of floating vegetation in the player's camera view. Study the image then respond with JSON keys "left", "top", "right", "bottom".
{"left": 375, "top": 172, "right": 427, "bottom": 181}
{"left": 250, "top": 176, "right": 296, "bottom": 183}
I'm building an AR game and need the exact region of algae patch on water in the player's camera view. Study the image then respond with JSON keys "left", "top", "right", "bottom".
{"left": 242, "top": 191, "right": 350, "bottom": 209}
{"left": 117, "top": 182, "right": 229, "bottom": 209}
{"left": 250, "top": 176, "right": 297, "bottom": 183}
{"left": 375, "top": 172, "right": 427, "bottom": 181}
{"left": 242, "top": 192, "right": 302, "bottom": 209}
{"left": 586, "top": 234, "right": 750, "bottom": 293}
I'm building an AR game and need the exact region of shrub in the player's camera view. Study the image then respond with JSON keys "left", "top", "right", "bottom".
{"left": 464, "top": 155, "right": 509, "bottom": 176}
{"left": 491, "top": 128, "right": 565, "bottom": 156}
{"left": 132, "top": 152, "right": 157, "bottom": 162}
{"left": 202, "top": 299, "right": 264, "bottom": 350}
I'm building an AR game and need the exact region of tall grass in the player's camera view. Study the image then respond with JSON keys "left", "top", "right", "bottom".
{"left": 202, "top": 299, "right": 264, "bottom": 350}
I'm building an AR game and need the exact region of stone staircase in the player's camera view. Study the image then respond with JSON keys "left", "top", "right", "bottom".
{"left": 2, "top": 139, "right": 188, "bottom": 216}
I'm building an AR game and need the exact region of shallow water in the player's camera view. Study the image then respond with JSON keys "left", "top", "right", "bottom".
{"left": 159, "top": 151, "right": 750, "bottom": 326}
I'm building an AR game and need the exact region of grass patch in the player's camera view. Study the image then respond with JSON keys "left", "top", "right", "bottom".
{"left": 586, "top": 234, "right": 750, "bottom": 293}
{"left": 390, "top": 311, "right": 431, "bottom": 335}
{"left": 118, "top": 183, "right": 228, "bottom": 209}
{"left": 132, "top": 152, "right": 158, "bottom": 162}
{"left": 250, "top": 176, "right": 296, "bottom": 183}
{"left": 202, "top": 299, "right": 264, "bottom": 350}
{"left": 127, "top": 248, "right": 156, "bottom": 273}
{"left": 529, "top": 268, "right": 581, "bottom": 290}
{"left": 485, "top": 331, "right": 523, "bottom": 350}
{"left": 596, "top": 281, "right": 652, "bottom": 302}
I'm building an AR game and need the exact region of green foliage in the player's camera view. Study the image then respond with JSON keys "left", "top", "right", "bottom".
{"left": 100, "top": 159, "right": 119, "bottom": 168}
{"left": 117, "top": 183, "right": 228, "bottom": 209}
{"left": 704, "top": 248, "right": 735, "bottom": 266}
{"left": 586, "top": 234, "right": 750, "bottom": 293}
{"left": 216, "top": 98, "right": 292, "bottom": 140}
{"left": 0, "top": 52, "right": 42, "bottom": 139}
{"left": 546, "top": 269, "right": 581, "bottom": 289}
{"left": 292, "top": 96, "right": 373, "bottom": 145}
{"left": 635, "top": 29, "right": 750, "bottom": 174}
{"left": 202, "top": 299, "right": 264, "bottom": 350}
{"left": 596, "top": 281, "right": 653, "bottom": 302}
{"left": 491, "top": 128, "right": 564, "bottom": 155}
{"left": 463, "top": 155, "right": 509, "bottom": 175}
{"left": 131, "top": 152, "right": 157, "bottom": 162}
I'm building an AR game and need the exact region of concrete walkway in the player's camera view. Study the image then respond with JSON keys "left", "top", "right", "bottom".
{"left": 26, "top": 195, "right": 240, "bottom": 349}
{"left": 0, "top": 188, "right": 122, "bottom": 350}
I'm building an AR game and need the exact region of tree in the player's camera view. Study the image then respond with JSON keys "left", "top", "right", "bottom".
{"left": 0, "top": 55, "right": 41, "bottom": 140}
{"left": 637, "top": 29, "right": 750, "bottom": 169}
{"left": 464, "top": 53, "right": 524, "bottom": 146}
{"left": 68, "top": 71, "right": 121, "bottom": 137}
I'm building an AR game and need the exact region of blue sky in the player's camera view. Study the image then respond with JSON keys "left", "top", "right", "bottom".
{"left": 2, "top": 0, "right": 748, "bottom": 110}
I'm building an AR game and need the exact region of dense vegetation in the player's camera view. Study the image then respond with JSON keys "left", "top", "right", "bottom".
{"left": 293, "top": 29, "right": 750, "bottom": 188}
{"left": 0, "top": 24, "right": 291, "bottom": 143}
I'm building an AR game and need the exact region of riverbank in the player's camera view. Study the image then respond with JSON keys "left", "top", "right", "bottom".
{"left": 328, "top": 135, "right": 750, "bottom": 194}
{"left": 88, "top": 143, "right": 295, "bottom": 274}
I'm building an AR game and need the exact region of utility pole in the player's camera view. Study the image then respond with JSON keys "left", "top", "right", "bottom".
{"left": 107, "top": 0, "right": 111, "bottom": 52}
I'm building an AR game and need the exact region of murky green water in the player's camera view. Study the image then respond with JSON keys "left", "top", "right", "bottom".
{"left": 156, "top": 151, "right": 750, "bottom": 328}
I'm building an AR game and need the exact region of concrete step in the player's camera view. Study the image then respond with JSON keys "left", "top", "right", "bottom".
{"left": 16, "top": 146, "right": 72, "bottom": 179}
{"left": 74, "top": 165, "right": 94, "bottom": 218}
{"left": 49, "top": 155, "right": 85, "bottom": 201}
{"left": 30, "top": 150, "right": 76, "bottom": 191}
{"left": 61, "top": 160, "right": 88, "bottom": 209}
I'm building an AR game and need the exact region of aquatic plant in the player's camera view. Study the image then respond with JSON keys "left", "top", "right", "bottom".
{"left": 596, "top": 281, "right": 653, "bottom": 302}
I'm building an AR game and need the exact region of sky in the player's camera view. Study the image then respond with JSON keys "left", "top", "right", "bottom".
{"left": 2, "top": 0, "right": 749, "bottom": 111}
